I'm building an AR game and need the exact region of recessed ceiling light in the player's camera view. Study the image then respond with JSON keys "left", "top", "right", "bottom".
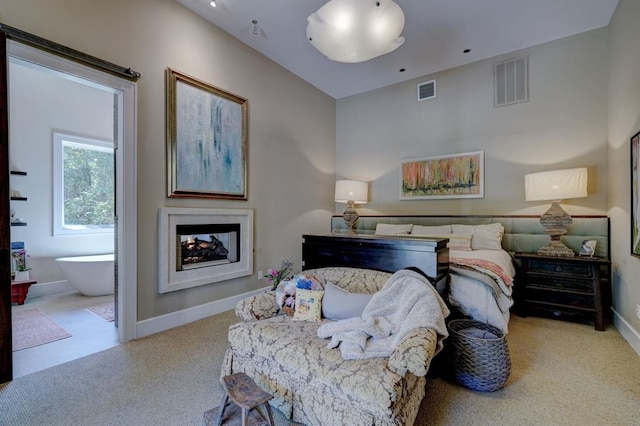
{"left": 210, "top": 1, "right": 216, "bottom": 7}
{"left": 463, "top": 49, "right": 471, "bottom": 53}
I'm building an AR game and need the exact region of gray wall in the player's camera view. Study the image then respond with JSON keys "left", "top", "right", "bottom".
{"left": 607, "top": 0, "right": 640, "bottom": 343}
{"left": 0, "top": 0, "right": 336, "bottom": 321}
{"left": 336, "top": 29, "right": 609, "bottom": 217}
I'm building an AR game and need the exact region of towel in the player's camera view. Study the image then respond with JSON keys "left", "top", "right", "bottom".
{"left": 317, "top": 269, "right": 450, "bottom": 360}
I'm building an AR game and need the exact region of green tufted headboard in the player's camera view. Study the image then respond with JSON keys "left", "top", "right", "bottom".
{"left": 330, "top": 215, "right": 610, "bottom": 259}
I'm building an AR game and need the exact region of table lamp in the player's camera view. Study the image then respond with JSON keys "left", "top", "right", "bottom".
{"left": 525, "top": 167, "right": 587, "bottom": 257}
{"left": 335, "top": 180, "right": 368, "bottom": 233}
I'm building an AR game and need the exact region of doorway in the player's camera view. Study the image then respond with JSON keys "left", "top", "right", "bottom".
{"left": 1, "top": 37, "right": 138, "bottom": 382}
{"left": 9, "top": 55, "right": 117, "bottom": 377}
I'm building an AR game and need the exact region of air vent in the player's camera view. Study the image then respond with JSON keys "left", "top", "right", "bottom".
{"left": 494, "top": 55, "right": 528, "bottom": 107}
{"left": 417, "top": 80, "right": 436, "bottom": 101}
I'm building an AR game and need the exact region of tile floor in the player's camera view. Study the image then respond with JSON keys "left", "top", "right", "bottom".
{"left": 11, "top": 291, "right": 120, "bottom": 378}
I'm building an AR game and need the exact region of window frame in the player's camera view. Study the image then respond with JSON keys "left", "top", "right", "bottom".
{"left": 52, "top": 132, "right": 115, "bottom": 236}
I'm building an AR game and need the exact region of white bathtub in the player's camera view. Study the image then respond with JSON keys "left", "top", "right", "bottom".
{"left": 55, "top": 254, "right": 114, "bottom": 296}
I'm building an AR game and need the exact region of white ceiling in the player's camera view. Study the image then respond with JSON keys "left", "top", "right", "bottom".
{"left": 176, "top": 0, "right": 619, "bottom": 99}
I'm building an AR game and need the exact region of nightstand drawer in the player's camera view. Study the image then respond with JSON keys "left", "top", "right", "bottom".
{"left": 528, "top": 259, "right": 593, "bottom": 278}
{"left": 525, "top": 302, "right": 594, "bottom": 323}
{"left": 525, "top": 273, "right": 594, "bottom": 293}
{"left": 525, "top": 287, "right": 595, "bottom": 311}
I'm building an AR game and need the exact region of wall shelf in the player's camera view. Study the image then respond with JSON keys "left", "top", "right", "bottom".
{"left": 10, "top": 170, "right": 28, "bottom": 227}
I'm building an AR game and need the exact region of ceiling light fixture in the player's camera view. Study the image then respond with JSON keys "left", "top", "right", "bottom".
{"left": 306, "top": 0, "right": 405, "bottom": 63}
{"left": 209, "top": 0, "right": 216, "bottom": 7}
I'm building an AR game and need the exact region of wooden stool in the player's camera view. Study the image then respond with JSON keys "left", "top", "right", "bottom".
{"left": 216, "top": 372, "right": 274, "bottom": 426}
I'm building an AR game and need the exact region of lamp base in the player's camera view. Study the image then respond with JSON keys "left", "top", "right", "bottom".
{"left": 537, "top": 201, "right": 575, "bottom": 257}
{"left": 342, "top": 201, "right": 359, "bottom": 233}
{"left": 537, "top": 240, "right": 575, "bottom": 257}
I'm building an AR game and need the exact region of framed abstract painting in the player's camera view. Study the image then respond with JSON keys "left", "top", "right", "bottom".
{"left": 631, "top": 131, "right": 640, "bottom": 257}
{"left": 400, "top": 151, "right": 484, "bottom": 200}
{"left": 166, "top": 68, "right": 248, "bottom": 200}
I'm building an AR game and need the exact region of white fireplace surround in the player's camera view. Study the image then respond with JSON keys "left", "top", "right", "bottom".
{"left": 158, "top": 207, "right": 253, "bottom": 294}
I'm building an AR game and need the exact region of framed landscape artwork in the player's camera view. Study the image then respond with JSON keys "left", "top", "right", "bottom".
{"left": 166, "top": 68, "right": 248, "bottom": 200}
{"left": 631, "top": 131, "right": 640, "bottom": 257}
{"left": 400, "top": 151, "right": 484, "bottom": 200}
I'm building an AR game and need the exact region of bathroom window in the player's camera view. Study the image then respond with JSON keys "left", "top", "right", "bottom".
{"left": 53, "top": 132, "right": 115, "bottom": 236}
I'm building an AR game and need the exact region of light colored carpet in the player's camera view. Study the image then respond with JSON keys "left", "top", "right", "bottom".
{"left": 1, "top": 311, "right": 638, "bottom": 425}
{"left": 11, "top": 308, "right": 71, "bottom": 351}
{"left": 86, "top": 302, "right": 115, "bottom": 322}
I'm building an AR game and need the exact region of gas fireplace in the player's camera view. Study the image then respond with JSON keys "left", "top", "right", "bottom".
{"left": 177, "top": 223, "right": 239, "bottom": 270}
{"left": 158, "top": 208, "right": 253, "bottom": 293}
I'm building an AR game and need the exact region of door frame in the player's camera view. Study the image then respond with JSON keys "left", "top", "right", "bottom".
{"left": 0, "top": 29, "right": 139, "bottom": 383}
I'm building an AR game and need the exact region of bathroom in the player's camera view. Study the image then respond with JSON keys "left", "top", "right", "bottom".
{"left": 9, "top": 53, "right": 119, "bottom": 377}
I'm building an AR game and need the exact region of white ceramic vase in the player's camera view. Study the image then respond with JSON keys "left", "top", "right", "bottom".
{"left": 14, "top": 270, "right": 30, "bottom": 281}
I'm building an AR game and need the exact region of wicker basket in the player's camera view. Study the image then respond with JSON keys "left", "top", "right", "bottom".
{"left": 447, "top": 319, "right": 511, "bottom": 392}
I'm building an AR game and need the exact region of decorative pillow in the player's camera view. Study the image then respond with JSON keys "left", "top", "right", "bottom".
{"left": 293, "top": 289, "right": 324, "bottom": 321}
{"left": 408, "top": 232, "right": 472, "bottom": 251}
{"left": 375, "top": 223, "right": 414, "bottom": 235}
{"left": 411, "top": 224, "right": 452, "bottom": 235}
{"left": 446, "top": 233, "right": 473, "bottom": 251}
{"left": 322, "top": 281, "right": 372, "bottom": 320}
{"left": 275, "top": 274, "right": 323, "bottom": 316}
{"left": 452, "top": 223, "right": 504, "bottom": 250}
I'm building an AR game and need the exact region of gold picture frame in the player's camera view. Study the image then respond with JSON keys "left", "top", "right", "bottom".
{"left": 166, "top": 68, "right": 248, "bottom": 200}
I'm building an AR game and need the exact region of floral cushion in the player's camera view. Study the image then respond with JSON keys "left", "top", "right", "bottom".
{"left": 303, "top": 267, "right": 391, "bottom": 294}
{"left": 293, "top": 289, "right": 324, "bottom": 321}
{"left": 275, "top": 274, "right": 323, "bottom": 316}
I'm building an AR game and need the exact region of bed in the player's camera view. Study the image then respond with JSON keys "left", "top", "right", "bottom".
{"left": 303, "top": 215, "right": 610, "bottom": 334}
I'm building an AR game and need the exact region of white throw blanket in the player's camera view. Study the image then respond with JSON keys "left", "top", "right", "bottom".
{"left": 317, "top": 269, "right": 450, "bottom": 360}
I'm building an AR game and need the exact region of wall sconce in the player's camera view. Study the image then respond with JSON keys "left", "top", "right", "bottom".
{"left": 525, "top": 167, "right": 588, "bottom": 257}
{"left": 335, "top": 180, "right": 368, "bottom": 233}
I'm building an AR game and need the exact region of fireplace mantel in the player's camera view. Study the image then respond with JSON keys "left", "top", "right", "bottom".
{"left": 158, "top": 207, "right": 253, "bottom": 293}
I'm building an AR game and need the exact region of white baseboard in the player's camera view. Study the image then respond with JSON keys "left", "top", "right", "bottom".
{"left": 28, "top": 280, "right": 73, "bottom": 298}
{"left": 612, "top": 308, "right": 640, "bottom": 356}
{"left": 135, "top": 286, "right": 271, "bottom": 339}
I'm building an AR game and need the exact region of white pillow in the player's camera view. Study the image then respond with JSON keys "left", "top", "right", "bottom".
{"left": 375, "top": 223, "right": 413, "bottom": 235}
{"left": 446, "top": 233, "right": 473, "bottom": 251}
{"left": 322, "top": 281, "right": 372, "bottom": 320}
{"left": 411, "top": 224, "right": 452, "bottom": 236}
{"left": 452, "top": 223, "right": 504, "bottom": 250}
{"left": 408, "top": 231, "right": 472, "bottom": 251}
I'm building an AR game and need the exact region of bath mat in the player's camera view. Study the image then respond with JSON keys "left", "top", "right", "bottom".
{"left": 86, "top": 302, "right": 115, "bottom": 322}
{"left": 12, "top": 308, "right": 71, "bottom": 351}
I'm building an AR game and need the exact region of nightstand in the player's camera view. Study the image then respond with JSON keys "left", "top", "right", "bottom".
{"left": 514, "top": 253, "right": 612, "bottom": 331}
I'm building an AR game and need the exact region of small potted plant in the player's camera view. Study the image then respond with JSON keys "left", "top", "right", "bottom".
{"left": 264, "top": 259, "right": 293, "bottom": 291}
{"left": 12, "top": 249, "right": 31, "bottom": 281}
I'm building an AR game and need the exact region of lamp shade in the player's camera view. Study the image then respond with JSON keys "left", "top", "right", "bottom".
{"left": 306, "top": 0, "right": 405, "bottom": 63}
{"left": 335, "top": 180, "right": 368, "bottom": 204}
{"left": 525, "top": 168, "right": 587, "bottom": 202}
